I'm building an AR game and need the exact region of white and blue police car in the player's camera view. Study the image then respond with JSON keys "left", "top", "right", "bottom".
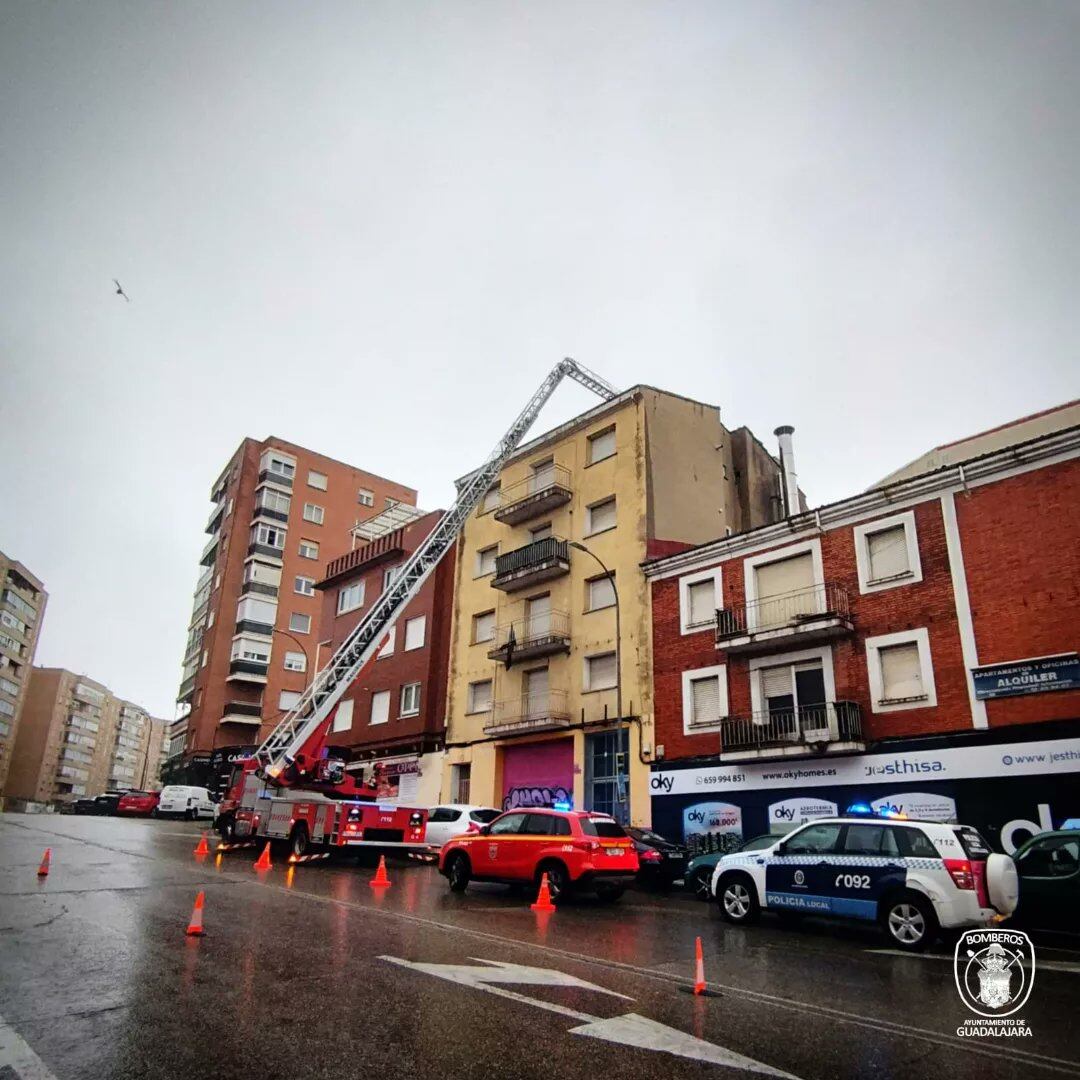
{"left": 709, "top": 808, "right": 1019, "bottom": 950}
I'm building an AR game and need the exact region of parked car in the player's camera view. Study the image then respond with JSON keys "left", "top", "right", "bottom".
{"left": 686, "top": 833, "right": 779, "bottom": 900}
{"left": 439, "top": 808, "right": 639, "bottom": 902}
{"left": 72, "top": 792, "right": 124, "bottom": 816}
{"left": 1009, "top": 829, "right": 1080, "bottom": 930}
{"left": 117, "top": 790, "right": 161, "bottom": 817}
{"left": 155, "top": 785, "right": 216, "bottom": 820}
{"left": 424, "top": 805, "right": 501, "bottom": 850}
{"left": 710, "top": 812, "right": 1019, "bottom": 951}
{"left": 628, "top": 827, "right": 688, "bottom": 888}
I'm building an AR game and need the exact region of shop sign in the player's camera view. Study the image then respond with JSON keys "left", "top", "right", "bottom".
{"left": 972, "top": 654, "right": 1080, "bottom": 700}
{"left": 870, "top": 792, "right": 957, "bottom": 821}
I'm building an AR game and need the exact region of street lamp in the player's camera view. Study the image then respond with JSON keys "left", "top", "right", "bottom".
{"left": 568, "top": 540, "right": 627, "bottom": 823}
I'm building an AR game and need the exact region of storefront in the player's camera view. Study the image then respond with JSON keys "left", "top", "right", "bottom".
{"left": 650, "top": 727, "right": 1080, "bottom": 854}
{"left": 500, "top": 739, "right": 574, "bottom": 812}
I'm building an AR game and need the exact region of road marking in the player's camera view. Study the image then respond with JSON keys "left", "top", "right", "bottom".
{"left": 869, "top": 949, "right": 1080, "bottom": 975}
{"left": 0, "top": 1014, "right": 60, "bottom": 1080}
{"left": 382, "top": 956, "right": 801, "bottom": 1077}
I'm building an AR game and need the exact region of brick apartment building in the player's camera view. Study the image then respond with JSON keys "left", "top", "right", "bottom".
{"left": 645, "top": 408, "right": 1080, "bottom": 855}
{"left": 0, "top": 552, "right": 47, "bottom": 795}
{"left": 168, "top": 436, "right": 417, "bottom": 792}
{"left": 314, "top": 506, "right": 456, "bottom": 806}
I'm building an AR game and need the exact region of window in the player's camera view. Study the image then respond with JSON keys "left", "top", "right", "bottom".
{"left": 284, "top": 651, "right": 306, "bottom": 672}
{"left": 530, "top": 522, "right": 552, "bottom": 542}
{"left": 587, "top": 574, "right": 616, "bottom": 612}
{"left": 250, "top": 523, "right": 285, "bottom": 550}
{"left": 404, "top": 616, "right": 426, "bottom": 651}
{"left": 0, "top": 699, "right": 15, "bottom": 717}
{"left": 236, "top": 596, "right": 277, "bottom": 628}
{"left": 299, "top": 540, "right": 319, "bottom": 560}
{"left": 307, "top": 470, "right": 328, "bottom": 491}
{"left": 489, "top": 813, "right": 527, "bottom": 835}
{"left": 289, "top": 613, "right": 311, "bottom": 634}
{"left": 294, "top": 576, "right": 315, "bottom": 596}
{"left": 529, "top": 459, "right": 555, "bottom": 493}
{"left": 400, "top": 682, "right": 421, "bottom": 716}
{"left": 1016, "top": 836, "right": 1080, "bottom": 879}
{"left": 679, "top": 568, "right": 721, "bottom": 633}
{"left": 894, "top": 827, "right": 940, "bottom": 859}
{"left": 279, "top": 690, "right": 302, "bottom": 711}
{"left": 258, "top": 488, "right": 291, "bottom": 515}
{"left": 383, "top": 565, "right": 400, "bottom": 592}
{"left": 853, "top": 511, "right": 923, "bottom": 594}
{"left": 473, "top": 610, "right": 496, "bottom": 644}
{"left": 467, "top": 680, "right": 492, "bottom": 713}
{"left": 481, "top": 485, "right": 500, "bottom": 514}
{"left": 451, "top": 763, "right": 471, "bottom": 803}
{"left": 428, "top": 807, "right": 462, "bottom": 824}
{"left": 843, "top": 825, "right": 900, "bottom": 857}
{"left": 201, "top": 649, "right": 208, "bottom": 668}
{"left": 586, "top": 497, "right": 616, "bottom": 535}
{"left": 231, "top": 637, "right": 270, "bottom": 663}
{"left": 377, "top": 626, "right": 396, "bottom": 658}
{"left": 303, "top": 503, "right": 325, "bottom": 525}
{"left": 476, "top": 545, "right": 498, "bottom": 577}
{"left": 385, "top": 497, "right": 400, "bottom": 509}
{"left": 865, "top": 628, "right": 937, "bottom": 712}
{"left": 584, "top": 652, "right": 617, "bottom": 691}
{"left": 783, "top": 823, "right": 842, "bottom": 855}
{"left": 587, "top": 426, "right": 616, "bottom": 464}
{"left": 681, "top": 664, "right": 728, "bottom": 734}
{"left": 265, "top": 454, "right": 295, "bottom": 479}
{"left": 357, "top": 488, "right": 374, "bottom": 507}
{"left": 0, "top": 676, "right": 18, "bottom": 696}
{"left": 370, "top": 690, "right": 390, "bottom": 725}
{"left": 744, "top": 539, "right": 823, "bottom": 629}
{"left": 337, "top": 582, "right": 365, "bottom": 614}
{"left": 332, "top": 698, "right": 353, "bottom": 733}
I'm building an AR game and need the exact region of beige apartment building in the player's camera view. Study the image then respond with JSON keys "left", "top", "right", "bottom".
{"left": 0, "top": 553, "right": 47, "bottom": 794}
{"left": 110, "top": 702, "right": 168, "bottom": 792}
{"left": 442, "top": 386, "right": 790, "bottom": 827}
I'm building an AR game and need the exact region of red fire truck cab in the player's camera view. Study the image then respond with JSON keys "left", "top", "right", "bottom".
{"left": 216, "top": 758, "right": 428, "bottom": 859}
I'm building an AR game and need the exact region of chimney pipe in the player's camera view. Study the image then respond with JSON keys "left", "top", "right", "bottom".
{"left": 774, "top": 425, "right": 799, "bottom": 517}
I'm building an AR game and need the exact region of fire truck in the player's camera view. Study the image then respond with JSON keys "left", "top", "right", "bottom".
{"left": 213, "top": 359, "right": 619, "bottom": 861}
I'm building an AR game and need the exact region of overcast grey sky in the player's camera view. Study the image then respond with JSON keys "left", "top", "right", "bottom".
{"left": 1, "top": 1, "right": 1077, "bottom": 719}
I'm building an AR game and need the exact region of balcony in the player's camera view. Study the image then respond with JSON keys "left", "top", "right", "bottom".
{"left": 227, "top": 659, "right": 269, "bottom": 684}
{"left": 715, "top": 582, "right": 854, "bottom": 655}
{"left": 177, "top": 674, "right": 197, "bottom": 703}
{"left": 487, "top": 611, "right": 571, "bottom": 665}
{"left": 248, "top": 542, "right": 285, "bottom": 562}
{"left": 717, "top": 702, "right": 864, "bottom": 762}
{"left": 258, "top": 468, "right": 293, "bottom": 489}
{"left": 253, "top": 504, "right": 289, "bottom": 524}
{"left": 493, "top": 465, "right": 573, "bottom": 526}
{"left": 484, "top": 689, "right": 572, "bottom": 737}
{"left": 240, "top": 580, "right": 279, "bottom": 599}
{"left": 235, "top": 619, "right": 274, "bottom": 638}
{"left": 491, "top": 538, "right": 570, "bottom": 593}
{"left": 200, "top": 533, "right": 220, "bottom": 567}
{"left": 220, "top": 700, "right": 263, "bottom": 727}
{"left": 206, "top": 500, "right": 225, "bottom": 535}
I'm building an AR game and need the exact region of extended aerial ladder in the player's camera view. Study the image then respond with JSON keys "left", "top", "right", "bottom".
{"left": 254, "top": 358, "right": 619, "bottom": 787}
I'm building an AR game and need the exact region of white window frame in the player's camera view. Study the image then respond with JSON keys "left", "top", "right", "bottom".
{"left": 585, "top": 496, "right": 617, "bottom": 537}
{"left": 358, "top": 488, "right": 375, "bottom": 507}
{"left": 298, "top": 540, "right": 319, "bottom": 560}
{"left": 404, "top": 615, "right": 426, "bottom": 652}
{"left": 587, "top": 425, "right": 616, "bottom": 465}
{"left": 742, "top": 538, "right": 824, "bottom": 632}
{"left": 337, "top": 582, "right": 365, "bottom": 615}
{"left": 748, "top": 645, "right": 836, "bottom": 716}
{"left": 332, "top": 698, "right": 354, "bottom": 733}
{"left": 865, "top": 628, "right": 937, "bottom": 713}
{"left": 303, "top": 503, "right": 325, "bottom": 525}
{"left": 377, "top": 626, "right": 396, "bottom": 658}
{"left": 294, "top": 576, "right": 315, "bottom": 596}
{"left": 853, "top": 511, "right": 923, "bottom": 595}
{"left": 283, "top": 651, "right": 306, "bottom": 672}
{"left": 289, "top": 612, "right": 311, "bottom": 635}
{"left": 370, "top": 689, "right": 390, "bottom": 726}
{"left": 383, "top": 565, "right": 400, "bottom": 592}
{"left": 681, "top": 663, "right": 729, "bottom": 735}
{"left": 400, "top": 682, "right": 421, "bottom": 717}
{"left": 467, "top": 680, "right": 493, "bottom": 714}
{"left": 279, "top": 690, "right": 302, "bottom": 711}
{"left": 475, "top": 544, "right": 499, "bottom": 578}
{"left": 583, "top": 651, "right": 617, "bottom": 692}
{"left": 679, "top": 567, "right": 722, "bottom": 635}
{"left": 307, "top": 470, "right": 328, "bottom": 491}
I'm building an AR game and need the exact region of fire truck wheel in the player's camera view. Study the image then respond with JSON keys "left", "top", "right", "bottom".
{"left": 537, "top": 861, "right": 571, "bottom": 903}
{"left": 447, "top": 853, "right": 471, "bottom": 892}
{"left": 217, "top": 815, "right": 235, "bottom": 842}
{"left": 290, "top": 823, "right": 310, "bottom": 859}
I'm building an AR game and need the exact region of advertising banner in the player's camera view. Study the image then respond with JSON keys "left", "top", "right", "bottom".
{"left": 972, "top": 654, "right": 1080, "bottom": 700}
{"left": 767, "top": 797, "right": 838, "bottom": 832}
{"left": 682, "top": 801, "right": 742, "bottom": 845}
{"left": 870, "top": 791, "right": 957, "bottom": 821}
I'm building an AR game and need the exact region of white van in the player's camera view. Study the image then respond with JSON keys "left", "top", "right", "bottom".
{"left": 156, "top": 785, "right": 217, "bottom": 821}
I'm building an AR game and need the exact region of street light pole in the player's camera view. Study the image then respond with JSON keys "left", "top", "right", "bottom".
{"left": 569, "top": 541, "right": 626, "bottom": 823}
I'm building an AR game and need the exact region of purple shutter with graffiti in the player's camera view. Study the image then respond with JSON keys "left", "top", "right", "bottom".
{"left": 502, "top": 740, "right": 574, "bottom": 811}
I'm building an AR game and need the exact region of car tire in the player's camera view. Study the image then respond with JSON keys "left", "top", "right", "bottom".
{"left": 595, "top": 884, "right": 624, "bottom": 903}
{"left": 290, "top": 823, "right": 310, "bottom": 859}
{"left": 880, "top": 891, "right": 937, "bottom": 952}
{"left": 538, "top": 861, "right": 572, "bottom": 903}
{"left": 447, "top": 853, "right": 471, "bottom": 893}
{"left": 718, "top": 872, "right": 761, "bottom": 925}
{"left": 151, "top": 809, "right": 159, "bottom": 819}
{"left": 184, "top": 809, "right": 196, "bottom": 822}
{"left": 218, "top": 815, "right": 235, "bottom": 843}
{"left": 690, "top": 865, "right": 714, "bottom": 901}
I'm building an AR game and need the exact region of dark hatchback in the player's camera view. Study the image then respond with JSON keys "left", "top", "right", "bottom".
{"left": 73, "top": 792, "right": 124, "bottom": 816}
{"left": 628, "top": 827, "right": 688, "bottom": 887}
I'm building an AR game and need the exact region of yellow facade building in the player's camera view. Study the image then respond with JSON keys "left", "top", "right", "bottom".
{"left": 441, "top": 385, "right": 787, "bottom": 826}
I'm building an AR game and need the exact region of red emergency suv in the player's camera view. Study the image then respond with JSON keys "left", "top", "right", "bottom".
{"left": 438, "top": 808, "right": 639, "bottom": 902}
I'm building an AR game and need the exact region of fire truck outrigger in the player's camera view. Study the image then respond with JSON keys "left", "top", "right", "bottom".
{"left": 213, "top": 359, "right": 619, "bottom": 861}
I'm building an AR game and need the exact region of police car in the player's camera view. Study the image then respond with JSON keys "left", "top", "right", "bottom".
{"left": 709, "top": 809, "right": 1019, "bottom": 951}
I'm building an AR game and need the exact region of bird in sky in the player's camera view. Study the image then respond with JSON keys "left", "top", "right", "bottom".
{"left": 112, "top": 278, "right": 130, "bottom": 302}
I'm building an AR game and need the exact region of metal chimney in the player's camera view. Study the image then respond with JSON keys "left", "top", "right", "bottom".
{"left": 774, "top": 425, "right": 799, "bottom": 517}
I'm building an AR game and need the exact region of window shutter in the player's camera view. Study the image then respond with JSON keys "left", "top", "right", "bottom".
{"left": 531, "top": 461, "right": 555, "bottom": 491}
{"left": 332, "top": 698, "right": 354, "bottom": 733}
{"left": 588, "top": 653, "right": 617, "bottom": 690}
{"left": 377, "top": 626, "right": 396, "bottom": 657}
{"left": 474, "top": 611, "right": 495, "bottom": 642}
{"left": 687, "top": 580, "right": 715, "bottom": 625}
{"left": 760, "top": 665, "right": 793, "bottom": 701}
{"left": 370, "top": 690, "right": 390, "bottom": 725}
{"left": 754, "top": 552, "right": 814, "bottom": 600}
{"left": 483, "top": 486, "right": 500, "bottom": 512}
{"left": 690, "top": 676, "right": 720, "bottom": 725}
{"left": 525, "top": 667, "right": 549, "bottom": 698}
{"left": 589, "top": 576, "right": 616, "bottom": 610}
{"left": 405, "top": 616, "right": 426, "bottom": 651}
{"left": 589, "top": 498, "right": 617, "bottom": 533}
{"left": 589, "top": 428, "right": 616, "bottom": 463}
{"left": 867, "top": 525, "right": 910, "bottom": 580}
{"left": 879, "top": 642, "right": 923, "bottom": 699}
{"left": 478, "top": 547, "right": 498, "bottom": 575}
{"left": 469, "top": 681, "right": 492, "bottom": 712}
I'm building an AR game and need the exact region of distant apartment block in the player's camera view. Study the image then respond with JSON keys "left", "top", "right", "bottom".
{"left": 110, "top": 702, "right": 168, "bottom": 791}
{"left": 0, "top": 553, "right": 47, "bottom": 794}
{"left": 169, "top": 436, "right": 418, "bottom": 790}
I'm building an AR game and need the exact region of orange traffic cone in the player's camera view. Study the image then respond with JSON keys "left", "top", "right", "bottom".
{"left": 193, "top": 833, "right": 209, "bottom": 857}
{"left": 370, "top": 855, "right": 391, "bottom": 887}
{"left": 185, "top": 891, "right": 206, "bottom": 936}
{"left": 36, "top": 848, "right": 51, "bottom": 877}
{"left": 693, "top": 935, "right": 707, "bottom": 995}
{"left": 530, "top": 872, "right": 556, "bottom": 912}
{"left": 253, "top": 843, "right": 273, "bottom": 871}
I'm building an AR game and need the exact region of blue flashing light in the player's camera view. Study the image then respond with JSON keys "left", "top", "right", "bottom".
{"left": 1061, "top": 818, "right": 1080, "bottom": 830}
{"left": 845, "top": 803, "right": 873, "bottom": 815}
{"left": 552, "top": 800, "right": 573, "bottom": 811}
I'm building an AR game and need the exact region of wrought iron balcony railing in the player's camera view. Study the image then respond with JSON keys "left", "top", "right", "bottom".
{"left": 492, "top": 537, "right": 570, "bottom": 592}
{"left": 716, "top": 582, "right": 852, "bottom": 639}
{"left": 487, "top": 610, "right": 571, "bottom": 663}
{"left": 717, "top": 701, "right": 862, "bottom": 755}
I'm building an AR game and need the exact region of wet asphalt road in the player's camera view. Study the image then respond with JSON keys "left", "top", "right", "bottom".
{"left": 1, "top": 815, "right": 1078, "bottom": 1080}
